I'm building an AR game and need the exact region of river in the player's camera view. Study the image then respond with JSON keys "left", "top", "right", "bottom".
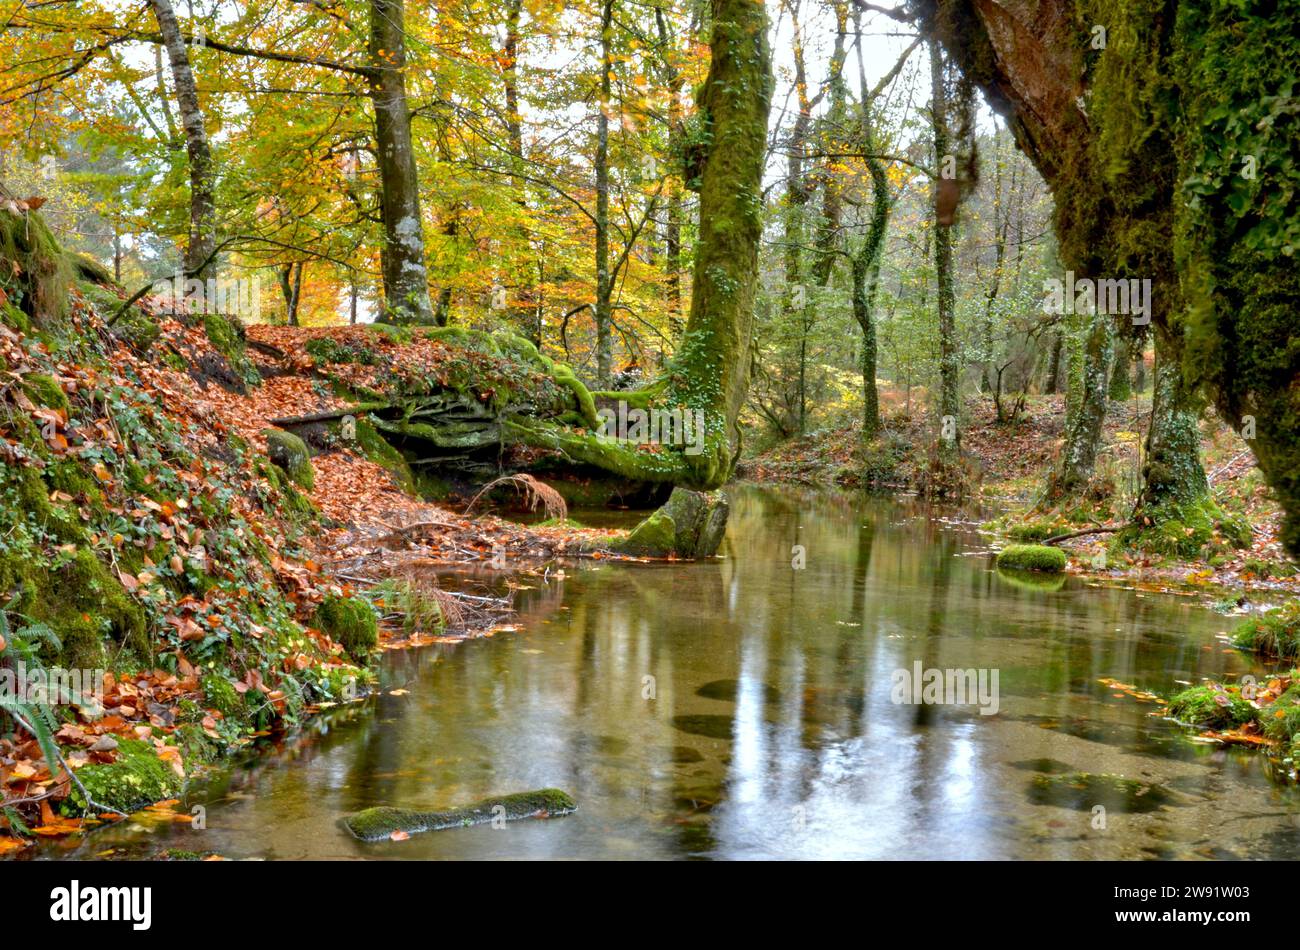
{"left": 35, "top": 486, "right": 1300, "bottom": 860}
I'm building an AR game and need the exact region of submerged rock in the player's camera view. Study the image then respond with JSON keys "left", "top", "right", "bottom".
{"left": 695, "top": 678, "right": 781, "bottom": 704}
{"left": 670, "top": 714, "right": 734, "bottom": 740}
{"left": 343, "top": 788, "right": 577, "bottom": 841}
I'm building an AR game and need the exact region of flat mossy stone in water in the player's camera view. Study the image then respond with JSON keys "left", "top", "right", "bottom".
{"left": 995, "top": 544, "right": 1067, "bottom": 573}
{"left": 343, "top": 789, "right": 577, "bottom": 841}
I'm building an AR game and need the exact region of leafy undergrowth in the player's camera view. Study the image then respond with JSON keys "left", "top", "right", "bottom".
{"left": 0, "top": 237, "right": 652, "bottom": 853}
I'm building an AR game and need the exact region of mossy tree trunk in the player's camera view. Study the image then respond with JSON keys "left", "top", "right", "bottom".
{"left": 930, "top": 42, "right": 961, "bottom": 469}
{"left": 1108, "top": 336, "right": 1131, "bottom": 401}
{"left": 1048, "top": 309, "right": 1112, "bottom": 500}
{"left": 1126, "top": 329, "right": 1247, "bottom": 553}
{"left": 501, "top": 0, "right": 773, "bottom": 509}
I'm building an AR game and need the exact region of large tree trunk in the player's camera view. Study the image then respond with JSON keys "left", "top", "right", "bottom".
{"left": 369, "top": 0, "right": 433, "bottom": 324}
{"left": 149, "top": 0, "right": 216, "bottom": 279}
{"left": 1124, "top": 329, "right": 1248, "bottom": 553}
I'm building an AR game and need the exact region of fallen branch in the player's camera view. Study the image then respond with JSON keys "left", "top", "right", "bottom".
{"left": 268, "top": 405, "right": 377, "bottom": 426}
{"left": 1042, "top": 525, "right": 1126, "bottom": 546}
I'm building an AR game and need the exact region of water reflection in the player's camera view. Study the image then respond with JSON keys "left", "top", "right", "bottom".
{"left": 36, "top": 486, "right": 1300, "bottom": 861}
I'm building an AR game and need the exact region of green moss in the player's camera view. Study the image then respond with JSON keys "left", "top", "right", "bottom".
{"left": 69, "top": 738, "right": 180, "bottom": 814}
{"left": 313, "top": 594, "right": 378, "bottom": 662}
{"left": 305, "top": 336, "right": 379, "bottom": 366}
{"left": 0, "top": 207, "right": 73, "bottom": 327}
{"left": 201, "top": 673, "right": 250, "bottom": 724}
{"left": 21, "top": 373, "right": 69, "bottom": 412}
{"left": 609, "top": 488, "right": 729, "bottom": 559}
{"left": 1166, "top": 685, "right": 1255, "bottom": 730}
{"left": 995, "top": 544, "right": 1067, "bottom": 573}
{"left": 203, "top": 313, "right": 259, "bottom": 386}
{"left": 0, "top": 541, "right": 147, "bottom": 668}
{"left": 1231, "top": 602, "right": 1300, "bottom": 660}
{"left": 264, "top": 429, "right": 315, "bottom": 492}
{"left": 1002, "top": 520, "right": 1059, "bottom": 543}
{"left": 1118, "top": 493, "right": 1248, "bottom": 561}
{"left": 2, "top": 300, "right": 31, "bottom": 332}
{"left": 255, "top": 458, "right": 317, "bottom": 524}
{"left": 343, "top": 788, "right": 577, "bottom": 841}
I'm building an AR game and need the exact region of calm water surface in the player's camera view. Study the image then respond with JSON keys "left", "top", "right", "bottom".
{"left": 38, "top": 486, "right": 1300, "bottom": 860}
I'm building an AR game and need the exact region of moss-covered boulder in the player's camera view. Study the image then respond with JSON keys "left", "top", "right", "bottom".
{"left": 1231, "top": 602, "right": 1300, "bottom": 660}
{"left": 343, "top": 788, "right": 577, "bottom": 841}
{"left": 610, "top": 487, "right": 729, "bottom": 558}
{"left": 1166, "top": 685, "right": 1255, "bottom": 730}
{"left": 69, "top": 738, "right": 181, "bottom": 814}
{"left": 265, "top": 428, "right": 315, "bottom": 492}
{"left": 995, "top": 544, "right": 1067, "bottom": 574}
{"left": 313, "top": 594, "right": 378, "bottom": 661}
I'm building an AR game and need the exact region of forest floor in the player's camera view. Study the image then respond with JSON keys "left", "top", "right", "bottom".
{"left": 740, "top": 386, "right": 1297, "bottom": 600}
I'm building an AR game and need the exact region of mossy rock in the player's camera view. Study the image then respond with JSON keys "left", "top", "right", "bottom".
{"left": 21, "top": 372, "right": 70, "bottom": 412}
{"left": 343, "top": 789, "right": 577, "bottom": 841}
{"left": 264, "top": 428, "right": 315, "bottom": 491}
{"left": 203, "top": 313, "right": 259, "bottom": 387}
{"left": 342, "top": 418, "right": 415, "bottom": 493}
{"left": 254, "top": 458, "right": 317, "bottom": 524}
{"left": 609, "top": 487, "right": 729, "bottom": 558}
{"left": 112, "top": 314, "right": 162, "bottom": 354}
{"left": 1026, "top": 772, "right": 1178, "bottom": 813}
{"left": 0, "top": 207, "right": 73, "bottom": 327}
{"left": 995, "top": 544, "right": 1067, "bottom": 573}
{"left": 1231, "top": 602, "right": 1300, "bottom": 660}
{"left": 69, "top": 738, "right": 181, "bottom": 815}
{"left": 313, "top": 594, "right": 378, "bottom": 662}
{"left": 0, "top": 543, "right": 147, "bottom": 668}
{"left": 1166, "top": 685, "right": 1255, "bottom": 730}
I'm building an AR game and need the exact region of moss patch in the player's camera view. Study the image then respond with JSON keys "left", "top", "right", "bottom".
{"left": 313, "top": 594, "right": 378, "bottom": 662}
{"left": 1231, "top": 602, "right": 1300, "bottom": 660}
{"left": 1166, "top": 685, "right": 1255, "bottom": 730}
{"left": 995, "top": 544, "right": 1067, "bottom": 573}
{"left": 69, "top": 738, "right": 181, "bottom": 814}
